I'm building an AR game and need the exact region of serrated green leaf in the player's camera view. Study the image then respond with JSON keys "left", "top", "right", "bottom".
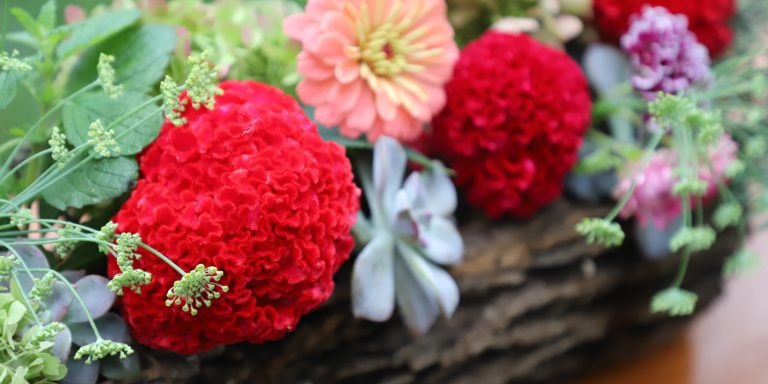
{"left": 63, "top": 91, "right": 162, "bottom": 155}
{"left": 66, "top": 24, "right": 176, "bottom": 93}
{"left": 41, "top": 157, "right": 138, "bottom": 210}
{"left": 56, "top": 9, "right": 141, "bottom": 58}
{"left": 0, "top": 71, "right": 21, "bottom": 110}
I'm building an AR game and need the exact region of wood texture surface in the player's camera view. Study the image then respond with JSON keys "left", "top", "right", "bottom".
{"left": 137, "top": 200, "right": 738, "bottom": 384}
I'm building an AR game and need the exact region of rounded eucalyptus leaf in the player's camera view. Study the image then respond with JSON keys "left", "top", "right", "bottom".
{"left": 69, "top": 313, "right": 128, "bottom": 346}
{"left": 52, "top": 325, "right": 72, "bottom": 362}
{"left": 60, "top": 270, "right": 86, "bottom": 283}
{"left": 42, "top": 281, "right": 74, "bottom": 323}
{"left": 100, "top": 353, "right": 141, "bottom": 381}
{"left": 63, "top": 275, "right": 116, "bottom": 323}
{"left": 61, "top": 351, "right": 99, "bottom": 384}
{"left": 8, "top": 244, "right": 50, "bottom": 269}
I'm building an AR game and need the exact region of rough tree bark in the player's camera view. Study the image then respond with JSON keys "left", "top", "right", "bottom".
{"left": 137, "top": 200, "right": 737, "bottom": 384}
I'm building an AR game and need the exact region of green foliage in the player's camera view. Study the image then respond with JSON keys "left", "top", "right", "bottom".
{"left": 66, "top": 25, "right": 176, "bottom": 94}
{"left": 41, "top": 156, "right": 138, "bottom": 210}
{"left": 723, "top": 250, "right": 759, "bottom": 278}
{"left": 650, "top": 287, "right": 698, "bottom": 317}
{"left": 575, "top": 218, "right": 625, "bottom": 247}
{"left": 0, "top": 71, "right": 21, "bottom": 109}
{"left": 55, "top": 9, "right": 141, "bottom": 58}
{"left": 0, "top": 294, "right": 68, "bottom": 383}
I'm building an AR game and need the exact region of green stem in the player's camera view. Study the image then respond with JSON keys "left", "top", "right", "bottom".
{"left": 138, "top": 241, "right": 186, "bottom": 276}
{"left": 0, "top": 81, "right": 99, "bottom": 179}
{"left": 605, "top": 130, "right": 665, "bottom": 221}
{"left": 0, "top": 149, "right": 52, "bottom": 186}
{"left": 27, "top": 268, "right": 103, "bottom": 340}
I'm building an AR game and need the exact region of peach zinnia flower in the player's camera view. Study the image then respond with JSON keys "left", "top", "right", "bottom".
{"left": 284, "top": 0, "right": 459, "bottom": 142}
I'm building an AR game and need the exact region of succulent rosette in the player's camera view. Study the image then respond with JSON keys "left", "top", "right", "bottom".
{"left": 110, "top": 80, "right": 360, "bottom": 353}
{"left": 284, "top": 0, "right": 459, "bottom": 142}
{"left": 352, "top": 137, "right": 462, "bottom": 334}
{"left": 427, "top": 31, "right": 592, "bottom": 218}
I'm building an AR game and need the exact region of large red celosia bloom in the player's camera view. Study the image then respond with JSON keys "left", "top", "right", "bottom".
{"left": 109, "top": 80, "right": 360, "bottom": 354}
{"left": 428, "top": 32, "right": 591, "bottom": 219}
{"left": 593, "top": 0, "right": 736, "bottom": 58}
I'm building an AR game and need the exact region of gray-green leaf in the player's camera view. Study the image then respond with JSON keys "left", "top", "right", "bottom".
{"left": 56, "top": 9, "right": 141, "bottom": 58}
{"left": 63, "top": 91, "right": 162, "bottom": 156}
{"left": 63, "top": 275, "right": 116, "bottom": 324}
{"left": 41, "top": 156, "right": 138, "bottom": 210}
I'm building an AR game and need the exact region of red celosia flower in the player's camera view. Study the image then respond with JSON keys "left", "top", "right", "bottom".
{"left": 593, "top": 0, "right": 736, "bottom": 58}
{"left": 427, "top": 32, "right": 591, "bottom": 219}
{"left": 109, "top": 80, "right": 360, "bottom": 354}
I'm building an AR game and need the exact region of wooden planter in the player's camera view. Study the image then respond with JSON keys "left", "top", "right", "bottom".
{"left": 139, "top": 200, "right": 737, "bottom": 384}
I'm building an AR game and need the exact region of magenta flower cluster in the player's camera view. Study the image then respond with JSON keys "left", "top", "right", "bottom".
{"left": 621, "top": 6, "right": 711, "bottom": 100}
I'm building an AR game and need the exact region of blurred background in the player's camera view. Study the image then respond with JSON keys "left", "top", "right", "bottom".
{"left": 580, "top": 229, "right": 768, "bottom": 384}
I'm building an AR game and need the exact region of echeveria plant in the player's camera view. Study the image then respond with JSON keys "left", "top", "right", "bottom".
{"left": 353, "top": 137, "right": 463, "bottom": 334}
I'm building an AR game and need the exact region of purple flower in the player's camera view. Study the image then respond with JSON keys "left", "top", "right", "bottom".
{"left": 621, "top": 6, "right": 711, "bottom": 100}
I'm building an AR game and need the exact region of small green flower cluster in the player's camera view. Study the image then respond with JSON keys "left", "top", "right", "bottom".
{"left": 87, "top": 119, "right": 121, "bottom": 158}
{"left": 0, "top": 255, "right": 19, "bottom": 284}
{"left": 651, "top": 287, "right": 698, "bottom": 317}
{"left": 160, "top": 51, "right": 223, "bottom": 127}
{"left": 74, "top": 338, "right": 134, "bottom": 364}
{"left": 186, "top": 52, "right": 222, "bottom": 110}
{"left": 29, "top": 272, "right": 56, "bottom": 303}
{"left": 9, "top": 208, "right": 33, "bottom": 228}
{"left": 28, "top": 322, "right": 66, "bottom": 348}
{"left": 669, "top": 226, "right": 716, "bottom": 253}
{"left": 96, "top": 221, "right": 118, "bottom": 253}
{"left": 55, "top": 224, "right": 80, "bottom": 258}
{"left": 160, "top": 75, "right": 186, "bottom": 126}
{"left": 575, "top": 218, "right": 625, "bottom": 247}
{"left": 107, "top": 232, "right": 152, "bottom": 295}
{"left": 166, "top": 264, "right": 228, "bottom": 316}
{"left": 97, "top": 53, "right": 124, "bottom": 99}
{"left": 48, "top": 126, "right": 73, "bottom": 167}
{"left": 0, "top": 49, "right": 32, "bottom": 72}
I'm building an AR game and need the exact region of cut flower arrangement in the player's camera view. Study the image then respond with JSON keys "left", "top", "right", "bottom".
{"left": 0, "top": 0, "right": 767, "bottom": 382}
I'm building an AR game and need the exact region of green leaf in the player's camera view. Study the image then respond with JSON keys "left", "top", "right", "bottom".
{"left": 37, "top": 0, "right": 57, "bottom": 31}
{"left": 0, "top": 71, "right": 21, "bottom": 110}
{"left": 66, "top": 24, "right": 176, "bottom": 93}
{"left": 10, "top": 7, "right": 43, "bottom": 39}
{"left": 63, "top": 91, "right": 162, "bottom": 156}
{"left": 573, "top": 147, "right": 625, "bottom": 174}
{"left": 55, "top": 9, "right": 141, "bottom": 58}
{"left": 41, "top": 157, "right": 138, "bottom": 210}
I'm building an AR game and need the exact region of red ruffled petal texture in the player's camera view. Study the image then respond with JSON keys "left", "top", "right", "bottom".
{"left": 109, "top": 80, "right": 360, "bottom": 354}
{"left": 427, "top": 32, "right": 591, "bottom": 219}
{"left": 593, "top": 0, "right": 736, "bottom": 58}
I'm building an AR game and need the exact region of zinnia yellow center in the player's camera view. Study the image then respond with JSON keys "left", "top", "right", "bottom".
{"left": 343, "top": 1, "right": 444, "bottom": 104}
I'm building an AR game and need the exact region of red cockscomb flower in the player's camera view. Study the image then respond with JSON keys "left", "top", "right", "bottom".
{"left": 593, "top": 0, "right": 736, "bottom": 58}
{"left": 109, "top": 80, "right": 360, "bottom": 354}
{"left": 427, "top": 32, "right": 591, "bottom": 219}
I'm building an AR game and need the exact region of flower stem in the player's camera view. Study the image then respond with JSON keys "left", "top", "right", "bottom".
{"left": 605, "top": 130, "right": 665, "bottom": 221}
{"left": 0, "top": 81, "right": 99, "bottom": 179}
